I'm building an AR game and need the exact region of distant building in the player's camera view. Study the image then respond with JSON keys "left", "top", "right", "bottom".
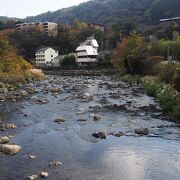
{"left": 52, "top": 55, "right": 65, "bottom": 67}
{"left": 16, "top": 21, "right": 58, "bottom": 36}
{"left": 42, "top": 22, "right": 58, "bottom": 36}
{"left": 35, "top": 47, "right": 58, "bottom": 67}
{"left": 76, "top": 37, "right": 99, "bottom": 66}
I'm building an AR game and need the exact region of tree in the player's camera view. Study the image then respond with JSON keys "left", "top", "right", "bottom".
{"left": 61, "top": 54, "right": 77, "bottom": 68}
{"left": 113, "top": 32, "right": 145, "bottom": 74}
{"left": 0, "top": 34, "right": 32, "bottom": 83}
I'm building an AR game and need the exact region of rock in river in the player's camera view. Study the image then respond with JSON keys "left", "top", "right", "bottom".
{"left": 135, "top": 128, "right": 149, "bottom": 135}
{"left": 54, "top": 118, "right": 66, "bottom": 124}
{"left": 92, "top": 132, "right": 106, "bottom": 139}
{"left": 93, "top": 114, "right": 102, "bottom": 121}
{"left": 28, "top": 175, "right": 38, "bottom": 180}
{"left": 0, "top": 136, "right": 10, "bottom": 144}
{"left": 40, "top": 172, "right": 49, "bottom": 178}
{"left": 113, "top": 131, "right": 124, "bottom": 137}
{"left": 0, "top": 123, "right": 17, "bottom": 130}
{"left": 0, "top": 144, "right": 22, "bottom": 155}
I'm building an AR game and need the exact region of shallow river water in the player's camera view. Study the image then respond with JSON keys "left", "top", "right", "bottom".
{"left": 0, "top": 76, "right": 180, "bottom": 180}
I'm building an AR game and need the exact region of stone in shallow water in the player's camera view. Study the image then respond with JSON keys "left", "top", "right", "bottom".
{"left": 49, "top": 160, "right": 63, "bottom": 166}
{"left": 27, "top": 175, "right": 38, "bottom": 180}
{"left": 113, "top": 131, "right": 124, "bottom": 137}
{"left": 135, "top": 128, "right": 149, "bottom": 135}
{"left": 40, "top": 172, "right": 49, "bottom": 178}
{"left": 92, "top": 132, "right": 106, "bottom": 139}
{"left": 0, "top": 123, "right": 17, "bottom": 130}
{"left": 29, "top": 155, "right": 36, "bottom": 159}
{"left": 77, "top": 118, "right": 87, "bottom": 122}
{"left": 0, "top": 144, "right": 22, "bottom": 155}
{"left": 54, "top": 118, "right": 66, "bottom": 124}
{"left": 93, "top": 114, "right": 102, "bottom": 121}
{"left": 0, "top": 136, "right": 10, "bottom": 144}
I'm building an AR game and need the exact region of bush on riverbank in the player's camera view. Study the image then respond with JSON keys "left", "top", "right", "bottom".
{"left": 142, "top": 77, "right": 180, "bottom": 121}
{"left": 120, "top": 75, "right": 180, "bottom": 121}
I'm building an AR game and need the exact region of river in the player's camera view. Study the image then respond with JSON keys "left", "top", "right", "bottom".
{"left": 0, "top": 75, "right": 180, "bottom": 180}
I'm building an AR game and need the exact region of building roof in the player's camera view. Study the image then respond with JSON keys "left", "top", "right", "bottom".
{"left": 91, "top": 39, "right": 99, "bottom": 48}
{"left": 76, "top": 45, "right": 98, "bottom": 56}
{"left": 36, "top": 47, "right": 51, "bottom": 52}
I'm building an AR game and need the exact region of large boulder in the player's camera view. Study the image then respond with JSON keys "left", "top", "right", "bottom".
{"left": 0, "top": 144, "right": 22, "bottom": 155}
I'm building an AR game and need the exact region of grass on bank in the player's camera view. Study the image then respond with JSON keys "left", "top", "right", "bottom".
{"left": 121, "top": 74, "right": 180, "bottom": 122}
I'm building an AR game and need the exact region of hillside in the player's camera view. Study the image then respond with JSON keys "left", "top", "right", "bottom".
{"left": 0, "top": 16, "right": 19, "bottom": 22}
{"left": 24, "top": 0, "right": 180, "bottom": 26}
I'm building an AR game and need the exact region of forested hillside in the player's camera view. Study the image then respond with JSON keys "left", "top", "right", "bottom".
{"left": 25, "top": 0, "right": 180, "bottom": 26}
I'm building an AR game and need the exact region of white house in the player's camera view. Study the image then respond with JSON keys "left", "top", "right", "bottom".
{"left": 35, "top": 47, "right": 58, "bottom": 67}
{"left": 76, "top": 37, "right": 99, "bottom": 66}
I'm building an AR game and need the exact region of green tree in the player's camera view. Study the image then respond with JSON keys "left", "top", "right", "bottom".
{"left": 61, "top": 54, "right": 77, "bottom": 68}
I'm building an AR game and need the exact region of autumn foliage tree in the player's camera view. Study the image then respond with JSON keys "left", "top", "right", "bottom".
{"left": 0, "top": 34, "right": 32, "bottom": 83}
{"left": 112, "top": 32, "right": 146, "bottom": 74}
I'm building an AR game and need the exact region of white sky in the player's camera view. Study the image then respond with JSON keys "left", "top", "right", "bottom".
{"left": 0, "top": 0, "right": 90, "bottom": 18}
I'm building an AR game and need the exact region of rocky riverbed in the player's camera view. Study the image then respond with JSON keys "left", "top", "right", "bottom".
{"left": 0, "top": 75, "right": 180, "bottom": 180}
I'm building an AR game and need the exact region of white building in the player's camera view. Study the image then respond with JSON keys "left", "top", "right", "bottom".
{"left": 35, "top": 47, "right": 58, "bottom": 67}
{"left": 76, "top": 37, "right": 99, "bottom": 66}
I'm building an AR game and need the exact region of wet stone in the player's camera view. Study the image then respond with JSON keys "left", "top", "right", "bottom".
{"left": 54, "top": 118, "right": 66, "bottom": 124}
{"left": 0, "top": 136, "right": 10, "bottom": 144}
{"left": 0, "top": 123, "right": 17, "bottom": 130}
{"left": 92, "top": 132, "right": 106, "bottom": 139}
{"left": 49, "top": 160, "right": 63, "bottom": 166}
{"left": 27, "top": 175, "right": 38, "bottom": 180}
{"left": 40, "top": 172, "right": 49, "bottom": 178}
{"left": 113, "top": 131, "right": 124, "bottom": 137}
{"left": 93, "top": 114, "right": 102, "bottom": 121}
{"left": 77, "top": 118, "right": 87, "bottom": 122}
{"left": 135, "top": 128, "right": 149, "bottom": 135}
{"left": 0, "top": 144, "right": 22, "bottom": 155}
{"left": 29, "top": 155, "right": 36, "bottom": 159}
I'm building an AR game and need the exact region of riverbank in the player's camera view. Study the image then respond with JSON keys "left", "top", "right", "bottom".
{"left": 43, "top": 69, "right": 119, "bottom": 76}
{"left": 0, "top": 69, "right": 44, "bottom": 103}
{"left": 121, "top": 75, "right": 180, "bottom": 122}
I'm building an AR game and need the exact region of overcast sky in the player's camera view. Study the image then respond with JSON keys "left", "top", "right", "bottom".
{"left": 0, "top": 0, "right": 90, "bottom": 18}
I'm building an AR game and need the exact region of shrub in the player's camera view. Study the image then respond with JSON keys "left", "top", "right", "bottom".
{"left": 143, "top": 56, "right": 164, "bottom": 75}
{"left": 61, "top": 54, "right": 77, "bottom": 68}
{"left": 173, "top": 68, "right": 180, "bottom": 91}
{"left": 142, "top": 77, "right": 180, "bottom": 121}
{"left": 155, "top": 62, "right": 177, "bottom": 83}
{"left": 121, "top": 74, "right": 141, "bottom": 85}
